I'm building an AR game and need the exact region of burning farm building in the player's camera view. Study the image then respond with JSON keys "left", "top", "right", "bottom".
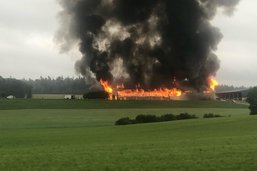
{"left": 56, "top": 0, "right": 240, "bottom": 100}
{"left": 98, "top": 77, "right": 218, "bottom": 100}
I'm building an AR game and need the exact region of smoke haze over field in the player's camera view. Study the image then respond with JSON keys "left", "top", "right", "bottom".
{"left": 56, "top": 0, "right": 240, "bottom": 91}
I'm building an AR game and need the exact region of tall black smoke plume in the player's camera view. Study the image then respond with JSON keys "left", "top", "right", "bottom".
{"left": 56, "top": 0, "right": 240, "bottom": 91}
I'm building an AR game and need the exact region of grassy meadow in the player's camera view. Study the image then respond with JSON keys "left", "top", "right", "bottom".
{"left": 0, "top": 99, "right": 256, "bottom": 171}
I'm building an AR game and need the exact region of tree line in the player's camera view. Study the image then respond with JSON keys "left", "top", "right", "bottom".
{"left": 0, "top": 76, "right": 32, "bottom": 98}
{"left": 25, "top": 76, "right": 89, "bottom": 94}
{"left": 215, "top": 84, "right": 248, "bottom": 92}
{"left": 0, "top": 76, "right": 90, "bottom": 98}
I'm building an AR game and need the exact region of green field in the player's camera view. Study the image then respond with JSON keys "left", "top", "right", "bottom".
{"left": 0, "top": 100, "right": 256, "bottom": 171}
{"left": 0, "top": 99, "right": 247, "bottom": 110}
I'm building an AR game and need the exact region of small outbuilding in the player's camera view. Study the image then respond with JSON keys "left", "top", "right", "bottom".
{"left": 7, "top": 95, "right": 15, "bottom": 99}
{"left": 64, "top": 95, "right": 75, "bottom": 100}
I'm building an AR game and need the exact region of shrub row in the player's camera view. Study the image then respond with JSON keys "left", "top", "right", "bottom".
{"left": 203, "top": 113, "right": 223, "bottom": 118}
{"left": 115, "top": 113, "right": 197, "bottom": 125}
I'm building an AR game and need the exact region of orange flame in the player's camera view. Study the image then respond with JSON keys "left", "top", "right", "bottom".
{"left": 100, "top": 79, "right": 113, "bottom": 99}
{"left": 117, "top": 88, "right": 182, "bottom": 99}
{"left": 100, "top": 79, "right": 182, "bottom": 100}
{"left": 209, "top": 77, "right": 218, "bottom": 91}
{"left": 100, "top": 78, "right": 219, "bottom": 100}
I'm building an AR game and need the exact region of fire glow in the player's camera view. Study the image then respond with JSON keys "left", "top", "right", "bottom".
{"left": 100, "top": 77, "right": 218, "bottom": 100}
{"left": 209, "top": 77, "right": 219, "bottom": 91}
{"left": 100, "top": 79, "right": 182, "bottom": 100}
{"left": 100, "top": 79, "right": 113, "bottom": 94}
{"left": 116, "top": 88, "right": 182, "bottom": 100}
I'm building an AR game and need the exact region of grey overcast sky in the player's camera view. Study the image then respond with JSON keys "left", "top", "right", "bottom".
{"left": 0, "top": 0, "right": 256, "bottom": 86}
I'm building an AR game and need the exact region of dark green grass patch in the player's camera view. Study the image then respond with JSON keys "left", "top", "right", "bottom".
{"left": 115, "top": 113, "right": 197, "bottom": 125}
{"left": 203, "top": 113, "right": 224, "bottom": 118}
